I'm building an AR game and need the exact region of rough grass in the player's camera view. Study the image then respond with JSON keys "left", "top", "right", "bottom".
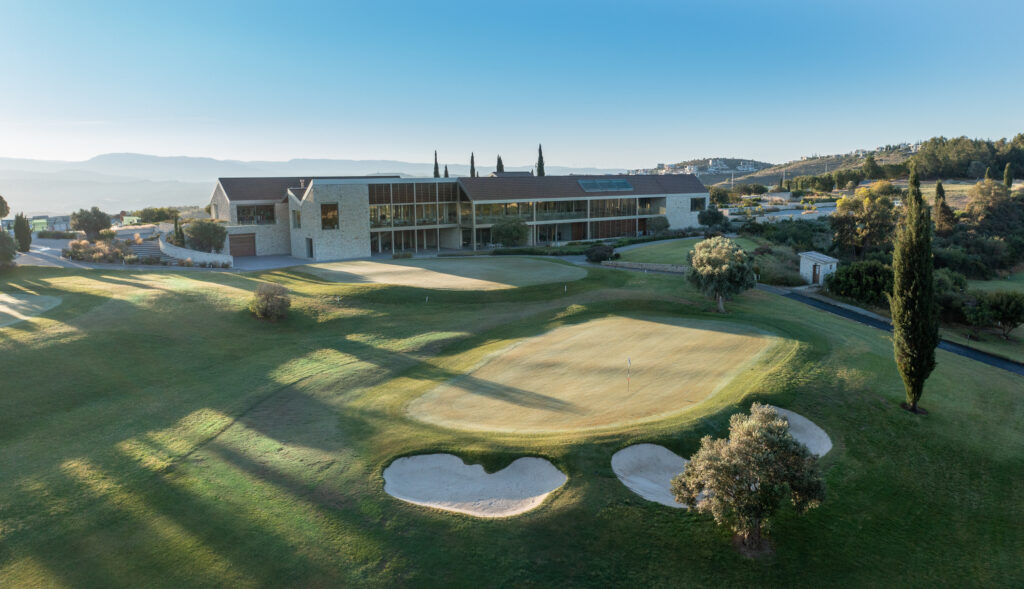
{"left": 619, "top": 237, "right": 760, "bottom": 265}
{"left": 299, "top": 257, "right": 587, "bottom": 290}
{"left": 0, "top": 263, "right": 1021, "bottom": 588}
{"left": 407, "top": 315, "right": 782, "bottom": 433}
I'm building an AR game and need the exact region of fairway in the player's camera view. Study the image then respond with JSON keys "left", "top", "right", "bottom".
{"left": 408, "top": 316, "right": 779, "bottom": 433}
{"left": 0, "top": 292, "right": 62, "bottom": 327}
{"left": 619, "top": 237, "right": 760, "bottom": 265}
{"left": 301, "top": 257, "right": 587, "bottom": 290}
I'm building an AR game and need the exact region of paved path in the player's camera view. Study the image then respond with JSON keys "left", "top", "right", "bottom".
{"left": 758, "top": 284, "right": 1024, "bottom": 377}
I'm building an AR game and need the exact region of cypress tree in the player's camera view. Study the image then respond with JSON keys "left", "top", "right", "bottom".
{"left": 984, "top": 166, "right": 992, "bottom": 181}
{"left": 496, "top": 155, "right": 504, "bottom": 173}
{"left": 536, "top": 144, "right": 545, "bottom": 176}
{"left": 470, "top": 153, "right": 476, "bottom": 178}
{"left": 443, "top": 165, "right": 449, "bottom": 178}
{"left": 932, "top": 181, "right": 956, "bottom": 235}
{"left": 433, "top": 151, "right": 440, "bottom": 178}
{"left": 1004, "top": 162, "right": 1013, "bottom": 189}
{"left": 889, "top": 164, "right": 939, "bottom": 414}
{"left": 13, "top": 212, "right": 31, "bottom": 252}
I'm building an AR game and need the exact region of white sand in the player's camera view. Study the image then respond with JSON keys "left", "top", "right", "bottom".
{"left": 769, "top": 406, "right": 833, "bottom": 456}
{"left": 610, "top": 444, "right": 690, "bottom": 508}
{"left": 383, "top": 454, "right": 567, "bottom": 517}
{"left": 0, "top": 293, "right": 62, "bottom": 328}
{"left": 612, "top": 408, "right": 832, "bottom": 507}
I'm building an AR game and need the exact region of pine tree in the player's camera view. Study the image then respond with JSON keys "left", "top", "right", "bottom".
{"left": 932, "top": 181, "right": 956, "bottom": 235}
{"left": 1004, "top": 162, "right": 1013, "bottom": 189}
{"left": 889, "top": 164, "right": 939, "bottom": 413}
{"left": 496, "top": 155, "right": 504, "bottom": 173}
{"left": 470, "top": 153, "right": 476, "bottom": 178}
{"left": 443, "top": 165, "right": 449, "bottom": 178}
{"left": 536, "top": 144, "right": 545, "bottom": 176}
{"left": 433, "top": 151, "right": 440, "bottom": 178}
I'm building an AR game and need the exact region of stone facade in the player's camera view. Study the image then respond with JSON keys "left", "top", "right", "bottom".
{"left": 288, "top": 182, "right": 371, "bottom": 261}
{"left": 665, "top": 193, "right": 707, "bottom": 229}
{"left": 221, "top": 202, "right": 291, "bottom": 256}
{"left": 209, "top": 185, "right": 231, "bottom": 221}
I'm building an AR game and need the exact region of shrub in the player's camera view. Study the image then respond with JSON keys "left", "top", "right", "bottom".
{"left": 0, "top": 231, "right": 16, "bottom": 268}
{"left": 491, "top": 218, "right": 529, "bottom": 247}
{"left": 698, "top": 206, "right": 726, "bottom": 229}
{"left": 392, "top": 251, "right": 413, "bottom": 259}
{"left": 184, "top": 219, "right": 227, "bottom": 253}
{"left": 824, "top": 260, "right": 893, "bottom": 307}
{"left": 97, "top": 229, "right": 116, "bottom": 241}
{"left": 13, "top": 213, "right": 31, "bottom": 252}
{"left": 249, "top": 283, "right": 291, "bottom": 321}
{"left": 71, "top": 207, "right": 112, "bottom": 240}
{"left": 647, "top": 216, "right": 670, "bottom": 234}
{"left": 934, "top": 268, "right": 969, "bottom": 321}
{"left": 61, "top": 239, "right": 130, "bottom": 263}
{"left": 584, "top": 244, "right": 615, "bottom": 263}
{"left": 688, "top": 237, "right": 756, "bottom": 312}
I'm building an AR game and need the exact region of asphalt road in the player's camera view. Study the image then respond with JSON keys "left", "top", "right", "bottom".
{"left": 771, "top": 287, "right": 1024, "bottom": 377}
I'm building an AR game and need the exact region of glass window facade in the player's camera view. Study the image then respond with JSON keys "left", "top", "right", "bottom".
{"left": 236, "top": 205, "right": 276, "bottom": 225}
{"left": 536, "top": 200, "right": 585, "bottom": 221}
{"left": 370, "top": 204, "right": 391, "bottom": 227}
{"left": 475, "top": 202, "right": 534, "bottom": 224}
{"left": 321, "top": 204, "right": 339, "bottom": 230}
{"left": 690, "top": 197, "right": 707, "bottom": 212}
{"left": 590, "top": 198, "right": 635, "bottom": 218}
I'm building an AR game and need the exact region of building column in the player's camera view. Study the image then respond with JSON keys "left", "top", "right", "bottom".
{"left": 471, "top": 203, "right": 477, "bottom": 251}
{"left": 586, "top": 200, "right": 592, "bottom": 239}
{"left": 635, "top": 198, "right": 640, "bottom": 236}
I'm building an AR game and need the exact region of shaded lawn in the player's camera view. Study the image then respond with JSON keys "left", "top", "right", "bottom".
{"left": 0, "top": 263, "right": 1021, "bottom": 588}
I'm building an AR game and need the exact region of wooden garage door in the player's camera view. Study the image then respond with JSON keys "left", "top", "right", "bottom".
{"left": 229, "top": 233, "right": 256, "bottom": 257}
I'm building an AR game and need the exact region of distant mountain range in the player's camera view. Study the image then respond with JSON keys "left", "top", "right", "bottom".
{"left": 0, "top": 153, "right": 625, "bottom": 216}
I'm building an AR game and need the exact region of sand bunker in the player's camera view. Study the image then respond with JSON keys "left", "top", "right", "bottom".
{"left": 383, "top": 454, "right": 566, "bottom": 517}
{"left": 612, "top": 408, "right": 831, "bottom": 507}
{"left": 303, "top": 258, "right": 586, "bottom": 290}
{"left": 0, "top": 293, "right": 62, "bottom": 328}
{"left": 611, "top": 444, "right": 690, "bottom": 508}
{"left": 409, "top": 316, "right": 778, "bottom": 433}
{"left": 769, "top": 406, "right": 833, "bottom": 456}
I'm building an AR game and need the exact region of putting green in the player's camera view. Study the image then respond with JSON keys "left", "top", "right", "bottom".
{"left": 0, "top": 293, "right": 62, "bottom": 328}
{"left": 408, "top": 316, "right": 780, "bottom": 433}
{"left": 302, "top": 258, "right": 586, "bottom": 290}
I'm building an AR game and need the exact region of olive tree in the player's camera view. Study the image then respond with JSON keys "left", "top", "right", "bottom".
{"left": 687, "top": 236, "right": 756, "bottom": 313}
{"left": 184, "top": 219, "right": 228, "bottom": 253}
{"left": 671, "top": 404, "right": 825, "bottom": 552}
{"left": 71, "top": 207, "right": 112, "bottom": 241}
{"left": 491, "top": 217, "right": 529, "bottom": 247}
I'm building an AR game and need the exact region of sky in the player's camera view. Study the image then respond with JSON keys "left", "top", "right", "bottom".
{"left": 1, "top": 0, "right": 1022, "bottom": 169}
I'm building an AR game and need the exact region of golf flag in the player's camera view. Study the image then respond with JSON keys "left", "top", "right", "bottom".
{"left": 627, "top": 358, "right": 631, "bottom": 391}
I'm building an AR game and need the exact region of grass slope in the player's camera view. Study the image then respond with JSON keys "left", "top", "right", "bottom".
{"left": 619, "top": 237, "right": 760, "bottom": 266}
{"left": 0, "top": 263, "right": 1021, "bottom": 588}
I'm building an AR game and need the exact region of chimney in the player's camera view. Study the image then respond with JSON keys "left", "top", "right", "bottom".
{"left": 299, "top": 178, "right": 306, "bottom": 188}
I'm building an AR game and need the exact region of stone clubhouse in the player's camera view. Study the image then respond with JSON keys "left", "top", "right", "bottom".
{"left": 208, "top": 173, "right": 710, "bottom": 260}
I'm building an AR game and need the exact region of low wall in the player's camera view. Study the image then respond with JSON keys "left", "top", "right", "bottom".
{"left": 158, "top": 234, "right": 234, "bottom": 267}
{"left": 601, "top": 260, "right": 689, "bottom": 274}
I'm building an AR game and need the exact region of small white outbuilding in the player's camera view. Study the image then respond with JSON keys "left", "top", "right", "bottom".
{"left": 798, "top": 251, "right": 839, "bottom": 285}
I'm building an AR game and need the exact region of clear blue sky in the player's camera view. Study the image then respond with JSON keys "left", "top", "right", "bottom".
{"left": 1, "top": 0, "right": 1022, "bottom": 169}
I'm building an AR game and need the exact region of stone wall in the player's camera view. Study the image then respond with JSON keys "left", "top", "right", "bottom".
{"left": 289, "top": 183, "right": 371, "bottom": 261}
{"left": 601, "top": 260, "right": 689, "bottom": 274}
{"left": 665, "top": 192, "right": 707, "bottom": 229}
{"left": 209, "top": 184, "right": 231, "bottom": 221}
{"left": 221, "top": 202, "right": 291, "bottom": 256}
{"left": 158, "top": 234, "right": 233, "bottom": 266}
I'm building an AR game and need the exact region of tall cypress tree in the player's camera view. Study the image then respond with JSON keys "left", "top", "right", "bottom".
{"left": 1004, "top": 162, "right": 1013, "bottom": 189}
{"left": 433, "top": 151, "right": 440, "bottom": 178}
{"left": 536, "top": 144, "right": 545, "bottom": 177}
{"left": 889, "top": 164, "right": 939, "bottom": 413}
{"left": 470, "top": 153, "right": 476, "bottom": 178}
{"left": 984, "top": 166, "right": 992, "bottom": 181}
{"left": 496, "top": 155, "right": 504, "bottom": 173}
{"left": 932, "top": 180, "right": 956, "bottom": 235}
{"left": 443, "top": 165, "right": 449, "bottom": 178}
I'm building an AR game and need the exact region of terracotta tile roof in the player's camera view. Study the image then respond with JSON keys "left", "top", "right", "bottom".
{"left": 218, "top": 176, "right": 398, "bottom": 202}
{"left": 457, "top": 174, "right": 706, "bottom": 201}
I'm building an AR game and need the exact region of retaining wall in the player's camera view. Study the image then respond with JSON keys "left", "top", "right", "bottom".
{"left": 158, "top": 234, "right": 234, "bottom": 267}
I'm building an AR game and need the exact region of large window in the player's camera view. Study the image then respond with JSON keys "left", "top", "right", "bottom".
{"left": 536, "top": 200, "right": 585, "bottom": 221}
{"left": 475, "top": 202, "right": 533, "bottom": 224}
{"left": 236, "top": 205, "right": 276, "bottom": 225}
{"left": 590, "top": 198, "right": 635, "bottom": 218}
{"left": 291, "top": 210, "right": 301, "bottom": 229}
{"left": 321, "top": 204, "right": 339, "bottom": 230}
{"left": 690, "top": 197, "right": 707, "bottom": 212}
{"left": 370, "top": 204, "right": 391, "bottom": 227}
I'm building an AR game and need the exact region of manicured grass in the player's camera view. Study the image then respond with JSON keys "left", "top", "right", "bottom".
{"left": 0, "top": 292, "right": 62, "bottom": 327}
{"left": 408, "top": 315, "right": 782, "bottom": 433}
{"left": 968, "top": 271, "right": 1024, "bottom": 293}
{"left": 301, "top": 257, "right": 587, "bottom": 290}
{"left": 619, "top": 236, "right": 761, "bottom": 265}
{"left": 0, "top": 262, "right": 1022, "bottom": 588}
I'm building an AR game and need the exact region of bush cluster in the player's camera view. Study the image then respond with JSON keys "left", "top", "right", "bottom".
{"left": 36, "top": 230, "right": 79, "bottom": 239}
{"left": 584, "top": 244, "right": 619, "bottom": 263}
{"left": 824, "top": 260, "right": 893, "bottom": 307}
{"left": 249, "top": 283, "right": 291, "bottom": 321}
{"left": 62, "top": 239, "right": 130, "bottom": 263}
